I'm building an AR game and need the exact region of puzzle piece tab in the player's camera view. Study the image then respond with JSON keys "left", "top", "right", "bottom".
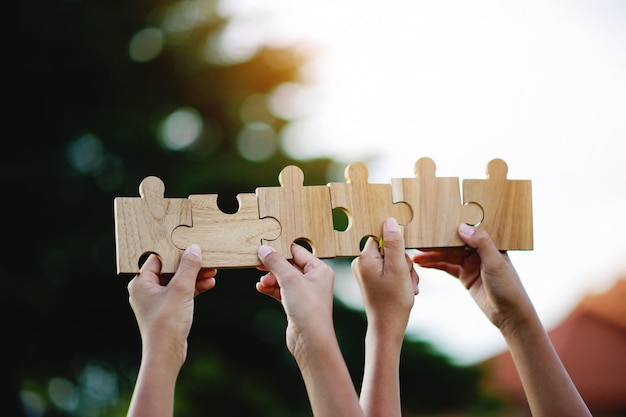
{"left": 172, "top": 194, "right": 281, "bottom": 268}
{"left": 256, "top": 165, "right": 335, "bottom": 258}
{"left": 462, "top": 158, "right": 533, "bottom": 250}
{"left": 392, "top": 157, "right": 483, "bottom": 248}
{"left": 114, "top": 176, "right": 191, "bottom": 274}
{"left": 329, "top": 162, "right": 413, "bottom": 257}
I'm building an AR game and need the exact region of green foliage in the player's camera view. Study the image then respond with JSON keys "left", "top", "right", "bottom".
{"left": 5, "top": 1, "right": 487, "bottom": 416}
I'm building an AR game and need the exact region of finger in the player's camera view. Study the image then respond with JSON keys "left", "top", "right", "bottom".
{"left": 259, "top": 272, "right": 279, "bottom": 288}
{"left": 255, "top": 281, "right": 282, "bottom": 301}
{"left": 360, "top": 236, "right": 381, "bottom": 257}
{"left": 170, "top": 244, "right": 203, "bottom": 291}
{"left": 412, "top": 249, "right": 467, "bottom": 266}
{"left": 290, "top": 243, "right": 325, "bottom": 274}
{"left": 194, "top": 268, "right": 217, "bottom": 295}
{"left": 198, "top": 268, "right": 217, "bottom": 279}
{"left": 194, "top": 277, "right": 216, "bottom": 295}
{"left": 381, "top": 217, "right": 407, "bottom": 271}
{"left": 418, "top": 261, "right": 462, "bottom": 278}
{"left": 128, "top": 253, "right": 162, "bottom": 294}
{"left": 458, "top": 224, "right": 502, "bottom": 264}
{"left": 405, "top": 254, "right": 420, "bottom": 295}
{"left": 258, "top": 245, "right": 297, "bottom": 287}
{"left": 139, "top": 254, "right": 162, "bottom": 280}
{"left": 256, "top": 272, "right": 282, "bottom": 301}
{"left": 351, "top": 236, "right": 382, "bottom": 283}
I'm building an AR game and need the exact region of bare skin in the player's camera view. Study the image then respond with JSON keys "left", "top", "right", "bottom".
{"left": 412, "top": 224, "right": 592, "bottom": 417}
{"left": 352, "top": 217, "right": 419, "bottom": 417}
{"left": 256, "top": 243, "right": 364, "bottom": 417}
{"left": 126, "top": 245, "right": 216, "bottom": 417}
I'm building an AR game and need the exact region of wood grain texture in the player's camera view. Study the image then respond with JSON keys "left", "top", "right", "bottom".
{"left": 114, "top": 176, "right": 191, "bottom": 274}
{"left": 463, "top": 158, "right": 533, "bottom": 250}
{"left": 256, "top": 165, "right": 335, "bottom": 258}
{"left": 171, "top": 193, "right": 281, "bottom": 268}
{"left": 392, "top": 157, "right": 483, "bottom": 248}
{"left": 329, "top": 162, "right": 413, "bottom": 257}
{"left": 113, "top": 160, "right": 534, "bottom": 274}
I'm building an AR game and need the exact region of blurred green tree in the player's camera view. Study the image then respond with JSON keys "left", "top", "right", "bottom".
{"left": 4, "top": 1, "right": 492, "bottom": 416}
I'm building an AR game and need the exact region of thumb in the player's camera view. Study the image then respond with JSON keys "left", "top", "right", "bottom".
{"left": 258, "top": 245, "right": 296, "bottom": 288}
{"left": 170, "top": 244, "right": 203, "bottom": 290}
{"left": 382, "top": 217, "right": 407, "bottom": 271}
{"left": 458, "top": 224, "right": 502, "bottom": 263}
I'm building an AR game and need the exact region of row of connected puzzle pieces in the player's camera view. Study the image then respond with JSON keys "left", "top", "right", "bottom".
{"left": 114, "top": 157, "right": 533, "bottom": 273}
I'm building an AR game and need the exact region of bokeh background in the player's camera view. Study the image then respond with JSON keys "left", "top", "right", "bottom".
{"left": 5, "top": 1, "right": 626, "bottom": 416}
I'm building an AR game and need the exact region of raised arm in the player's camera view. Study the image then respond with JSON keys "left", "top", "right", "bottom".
{"left": 126, "top": 245, "right": 217, "bottom": 417}
{"left": 412, "top": 224, "right": 591, "bottom": 417}
{"left": 351, "top": 217, "right": 419, "bottom": 417}
{"left": 256, "top": 243, "right": 364, "bottom": 417}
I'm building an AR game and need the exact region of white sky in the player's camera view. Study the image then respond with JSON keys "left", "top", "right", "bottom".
{"left": 218, "top": 0, "right": 626, "bottom": 364}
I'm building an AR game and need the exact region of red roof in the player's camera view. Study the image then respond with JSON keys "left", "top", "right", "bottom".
{"left": 482, "top": 277, "right": 626, "bottom": 414}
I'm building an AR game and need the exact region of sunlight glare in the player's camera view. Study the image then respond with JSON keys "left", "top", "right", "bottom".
{"left": 214, "top": 0, "right": 626, "bottom": 364}
{"left": 163, "top": 0, "right": 216, "bottom": 33}
{"left": 158, "top": 107, "right": 203, "bottom": 150}
{"left": 237, "top": 122, "right": 277, "bottom": 162}
{"left": 239, "top": 93, "right": 275, "bottom": 125}
{"left": 66, "top": 133, "right": 104, "bottom": 174}
{"left": 129, "top": 27, "right": 163, "bottom": 62}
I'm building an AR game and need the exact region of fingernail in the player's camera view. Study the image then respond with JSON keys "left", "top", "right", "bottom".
{"left": 384, "top": 217, "right": 400, "bottom": 233}
{"left": 187, "top": 244, "right": 202, "bottom": 259}
{"left": 258, "top": 245, "right": 274, "bottom": 260}
{"left": 459, "top": 223, "right": 475, "bottom": 237}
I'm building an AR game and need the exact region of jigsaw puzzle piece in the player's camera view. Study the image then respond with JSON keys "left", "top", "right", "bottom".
{"left": 171, "top": 193, "right": 281, "bottom": 268}
{"left": 392, "top": 157, "right": 483, "bottom": 248}
{"left": 256, "top": 165, "right": 335, "bottom": 258}
{"left": 329, "top": 162, "right": 413, "bottom": 257}
{"left": 462, "top": 158, "right": 533, "bottom": 250}
{"left": 114, "top": 176, "right": 192, "bottom": 274}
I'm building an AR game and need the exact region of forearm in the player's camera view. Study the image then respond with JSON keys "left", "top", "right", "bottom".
{"left": 127, "top": 347, "right": 184, "bottom": 417}
{"left": 295, "top": 335, "right": 364, "bottom": 417}
{"left": 501, "top": 310, "right": 591, "bottom": 417}
{"left": 359, "top": 328, "right": 403, "bottom": 417}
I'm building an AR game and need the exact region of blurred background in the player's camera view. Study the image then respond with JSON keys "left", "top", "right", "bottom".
{"left": 5, "top": 0, "right": 626, "bottom": 416}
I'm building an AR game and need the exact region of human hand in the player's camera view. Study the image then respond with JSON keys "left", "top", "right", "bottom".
{"left": 127, "top": 245, "right": 217, "bottom": 367}
{"left": 351, "top": 217, "right": 419, "bottom": 337}
{"left": 256, "top": 243, "right": 336, "bottom": 360}
{"left": 412, "top": 224, "right": 533, "bottom": 333}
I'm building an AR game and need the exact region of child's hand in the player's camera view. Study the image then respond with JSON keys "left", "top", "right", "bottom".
{"left": 412, "top": 224, "right": 532, "bottom": 333}
{"left": 256, "top": 244, "right": 336, "bottom": 359}
{"left": 352, "top": 217, "right": 419, "bottom": 337}
{"left": 127, "top": 245, "right": 217, "bottom": 366}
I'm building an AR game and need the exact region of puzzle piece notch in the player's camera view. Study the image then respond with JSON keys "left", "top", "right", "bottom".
{"left": 462, "top": 158, "right": 533, "bottom": 250}
{"left": 329, "top": 162, "right": 413, "bottom": 257}
{"left": 392, "top": 157, "right": 483, "bottom": 248}
{"left": 256, "top": 165, "right": 336, "bottom": 259}
{"left": 114, "top": 176, "right": 191, "bottom": 274}
{"left": 172, "top": 193, "right": 281, "bottom": 269}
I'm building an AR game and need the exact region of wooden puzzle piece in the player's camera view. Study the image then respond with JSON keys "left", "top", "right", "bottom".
{"left": 256, "top": 165, "right": 336, "bottom": 258}
{"left": 113, "top": 159, "right": 534, "bottom": 274}
{"left": 328, "top": 162, "right": 413, "bottom": 257}
{"left": 391, "top": 157, "right": 483, "bottom": 248}
{"left": 171, "top": 194, "right": 281, "bottom": 268}
{"left": 462, "top": 158, "right": 533, "bottom": 250}
{"left": 114, "top": 176, "right": 192, "bottom": 274}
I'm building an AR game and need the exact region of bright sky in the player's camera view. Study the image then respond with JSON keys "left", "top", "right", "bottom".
{"left": 218, "top": 0, "right": 626, "bottom": 364}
